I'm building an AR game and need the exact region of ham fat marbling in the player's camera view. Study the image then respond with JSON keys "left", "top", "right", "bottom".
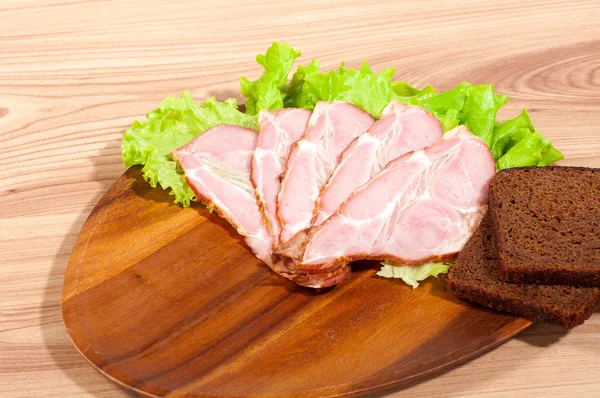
{"left": 250, "top": 109, "right": 311, "bottom": 244}
{"left": 276, "top": 101, "right": 374, "bottom": 245}
{"left": 275, "top": 125, "right": 496, "bottom": 279}
{"left": 311, "top": 101, "right": 443, "bottom": 226}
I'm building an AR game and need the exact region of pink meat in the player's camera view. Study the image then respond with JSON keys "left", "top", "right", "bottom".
{"left": 171, "top": 125, "right": 273, "bottom": 264}
{"left": 251, "top": 109, "right": 311, "bottom": 243}
{"left": 312, "top": 101, "right": 443, "bottom": 226}
{"left": 172, "top": 124, "right": 347, "bottom": 288}
{"left": 275, "top": 125, "right": 496, "bottom": 280}
{"left": 277, "top": 101, "right": 375, "bottom": 245}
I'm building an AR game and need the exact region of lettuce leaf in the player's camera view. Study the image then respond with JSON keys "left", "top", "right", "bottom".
{"left": 460, "top": 84, "right": 508, "bottom": 146}
{"left": 415, "top": 83, "right": 469, "bottom": 131}
{"left": 281, "top": 59, "right": 320, "bottom": 109}
{"left": 492, "top": 109, "right": 563, "bottom": 169}
{"left": 282, "top": 61, "right": 440, "bottom": 119}
{"left": 392, "top": 81, "right": 436, "bottom": 100}
{"left": 377, "top": 260, "right": 449, "bottom": 289}
{"left": 497, "top": 130, "right": 564, "bottom": 170}
{"left": 121, "top": 91, "right": 256, "bottom": 206}
{"left": 490, "top": 108, "right": 535, "bottom": 160}
{"left": 298, "top": 62, "right": 398, "bottom": 118}
{"left": 240, "top": 43, "right": 301, "bottom": 115}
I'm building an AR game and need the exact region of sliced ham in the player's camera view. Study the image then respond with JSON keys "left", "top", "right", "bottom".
{"left": 277, "top": 101, "right": 375, "bottom": 245}
{"left": 250, "top": 109, "right": 311, "bottom": 244}
{"left": 172, "top": 124, "right": 343, "bottom": 288}
{"left": 275, "top": 125, "right": 496, "bottom": 282}
{"left": 171, "top": 124, "right": 274, "bottom": 266}
{"left": 311, "top": 101, "right": 443, "bottom": 226}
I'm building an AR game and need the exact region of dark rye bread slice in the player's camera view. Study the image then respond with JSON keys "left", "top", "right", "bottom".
{"left": 489, "top": 166, "right": 600, "bottom": 287}
{"left": 445, "top": 214, "right": 599, "bottom": 328}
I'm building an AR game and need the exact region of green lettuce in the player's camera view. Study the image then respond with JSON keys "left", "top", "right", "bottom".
{"left": 415, "top": 83, "right": 469, "bottom": 131}
{"left": 281, "top": 59, "right": 321, "bottom": 109}
{"left": 121, "top": 91, "right": 256, "bottom": 206}
{"left": 410, "top": 82, "right": 507, "bottom": 139}
{"left": 392, "top": 81, "right": 436, "bottom": 101}
{"left": 497, "top": 130, "right": 564, "bottom": 169}
{"left": 377, "top": 260, "right": 450, "bottom": 289}
{"left": 240, "top": 43, "right": 301, "bottom": 115}
{"left": 460, "top": 84, "right": 508, "bottom": 146}
{"left": 302, "top": 62, "right": 398, "bottom": 118}
{"left": 282, "top": 61, "right": 440, "bottom": 119}
{"left": 491, "top": 108, "right": 535, "bottom": 160}
{"left": 492, "top": 109, "right": 563, "bottom": 169}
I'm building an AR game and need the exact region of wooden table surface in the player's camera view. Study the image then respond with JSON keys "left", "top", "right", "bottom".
{"left": 2, "top": 1, "right": 600, "bottom": 397}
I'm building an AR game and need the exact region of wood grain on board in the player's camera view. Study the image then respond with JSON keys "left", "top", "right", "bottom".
{"left": 1, "top": 0, "right": 600, "bottom": 397}
{"left": 61, "top": 167, "right": 530, "bottom": 397}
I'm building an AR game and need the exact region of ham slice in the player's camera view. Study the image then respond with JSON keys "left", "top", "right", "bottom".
{"left": 171, "top": 124, "right": 274, "bottom": 266}
{"left": 312, "top": 101, "right": 443, "bottom": 226}
{"left": 172, "top": 124, "right": 346, "bottom": 288}
{"left": 251, "top": 109, "right": 311, "bottom": 243}
{"left": 277, "top": 101, "right": 375, "bottom": 245}
{"left": 275, "top": 125, "right": 496, "bottom": 282}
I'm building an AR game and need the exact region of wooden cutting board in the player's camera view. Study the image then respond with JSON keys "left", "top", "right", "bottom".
{"left": 61, "top": 166, "right": 531, "bottom": 397}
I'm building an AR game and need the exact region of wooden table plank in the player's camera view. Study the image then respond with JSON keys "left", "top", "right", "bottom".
{"left": 1, "top": 1, "right": 599, "bottom": 396}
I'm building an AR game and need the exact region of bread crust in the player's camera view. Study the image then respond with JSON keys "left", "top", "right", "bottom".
{"left": 445, "top": 214, "right": 600, "bottom": 329}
